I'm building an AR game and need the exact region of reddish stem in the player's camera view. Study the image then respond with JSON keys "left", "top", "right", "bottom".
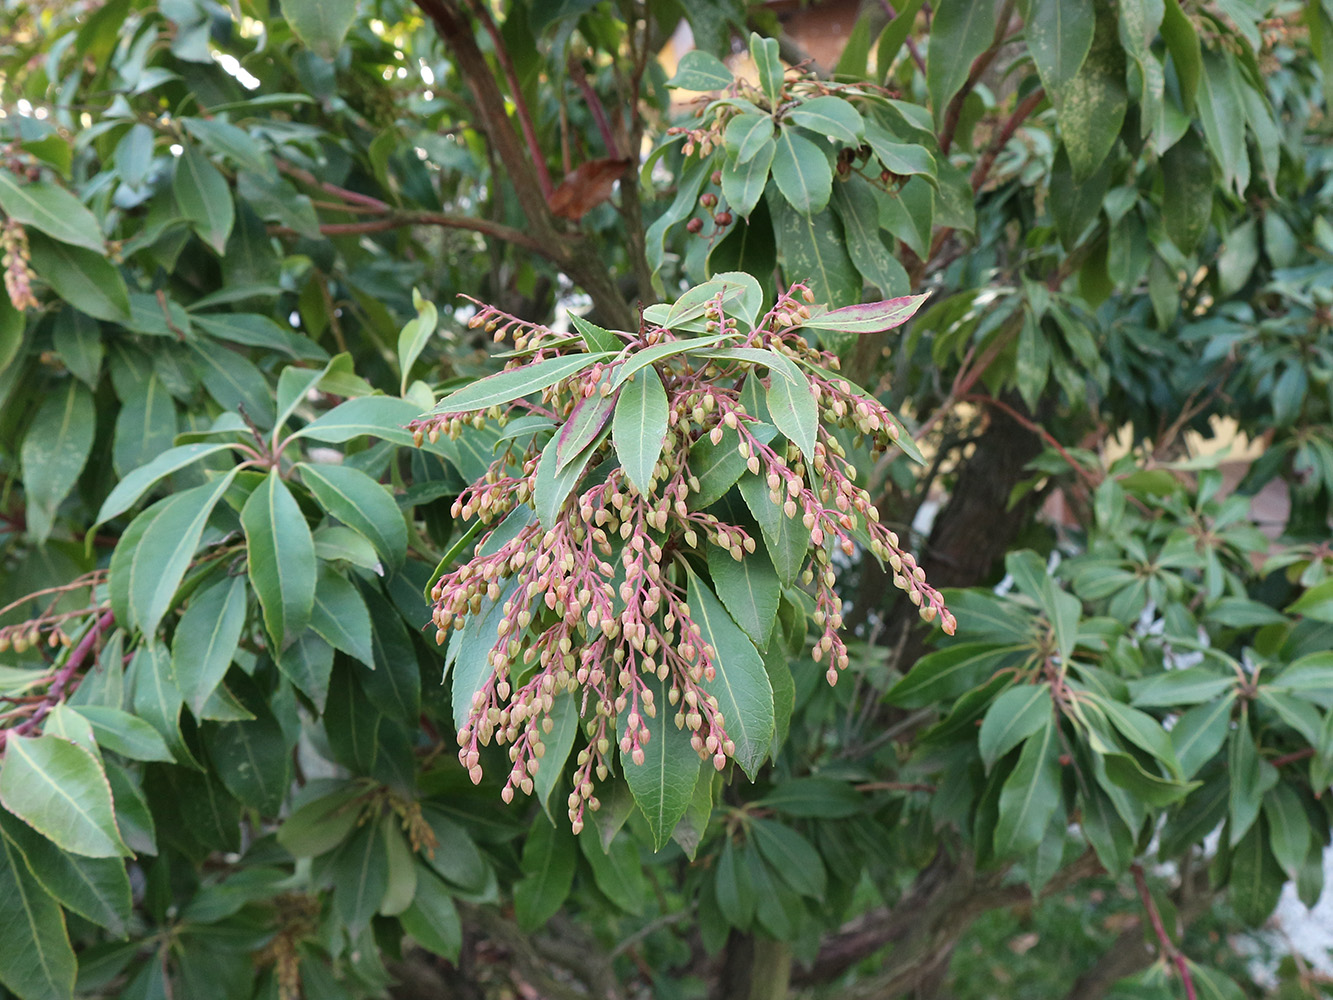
{"left": 1132, "top": 863, "right": 1198, "bottom": 1000}
{"left": 1271, "top": 747, "right": 1315, "bottom": 768}
{"left": 268, "top": 212, "right": 545, "bottom": 252}
{"left": 0, "top": 609, "right": 114, "bottom": 751}
{"left": 970, "top": 85, "right": 1046, "bottom": 192}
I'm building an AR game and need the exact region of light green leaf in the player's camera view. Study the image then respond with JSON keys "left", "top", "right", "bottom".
{"left": 242, "top": 468, "right": 316, "bottom": 650}
{"left": 533, "top": 693, "right": 579, "bottom": 823}
{"left": 1170, "top": 695, "right": 1235, "bottom": 779}
{"left": 667, "top": 50, "right": 734, "bottom": 90}
{"left": 275, "top": 633, "right": 335, "bottom": 713}
{"left": 737, "top": 473, "right": 810, "bottom": 587}
{"left": 0, "top": 172, "right": 104, "bottom": 252}
{"left": 172, "top": 575, "right": 248, "bottom": 714}
{"left": 862, "top": 122, "right": 938, "bottom": 181}
{"left": 926, "top": 0, "right": 997, "bottom": 126}
{"left": 397, "top": 291, "right": 438, "bottom": 395}
{"left": 73, "top": 707, "right": 173, "bottom": 764}
{"left": 0, "top": 831, "right": 76, "bottom": 1000}
{"left": 21, "top": 379, "right": 95, "bottom": 543}
{"left": 126, "top": 469, "right": 240, "bottom": 637}
{"left": 534, "top": 429, "right": 602, "bottom": 530}
{"left": 96, "top": 443, "right": 233, "bottom": 526}
{"left": 1054, "top": 2, "right": 1127, "bottom": 181}
{"left": 0, "top": 734, "right": 129, "bottom": 858}
{"left": 611, "top": 364, "right": 669, "bottom": 497}
{"left": 299, "top": 462, "right": 407, "bottom": 568}
{"left": 295, "top": 395, "right": 423, "bottom": 446}
{"left": 174, "top": 145, "right": 234, "bottom": 253}
{"left": 607, "top": 331, "right": 733, "bottom": 390}
{"left": 724, "top": 113, "right": 775, "bottom": 165}
{"left": 278, "top": 0, "right": 358, "bottom": 57}
{"left": 180, "top": 117, "right": 269, "bottom": 175}
{"left": 686, "top": 571, "right": 775, "bottom": 779}
{"left": 568, "top": 313, "right": 622, "bottom": 354}
{"left": 129, "top": 642, "right": 196, "bottom": 768}
{"left": 771, "top": 128, "right": 833, "bottom": 215}
{"left": 832, "top": 181, "right": 911, "bottom": 297}
{"left": 750, "top": 33, "right": 784, "bottom": 105}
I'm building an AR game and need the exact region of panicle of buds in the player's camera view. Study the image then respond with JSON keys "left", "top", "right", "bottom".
{"left": 2, "top": 219, "right": 38, "bottom": 312}
{"left": 412, "top": 284, "right": 952, "bottom": 825}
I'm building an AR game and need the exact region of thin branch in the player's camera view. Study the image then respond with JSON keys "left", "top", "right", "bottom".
{"left": 939, "top": 0, "right": 1017, "bottom": 155}
{"left": 971, "top": 85, "right": 1046, "bottom": 192}
{"left": 0, "top": 609, "right": 114, "bottom": 751}
{"left": 879, "top": 1, "right": 927, "bottom": 74}
{"left": 1132, "top": 863, "right": 1198, "bottom": 1000}
{"left": 275, "top": 159, "right": 391, "bottom": 211}
{"left": 267, "top": 212, "right": 545, "bottom": 252}
{"left": 567, "top": 57, "right": 620, "bottom": 158}
{"left": 460, "top": 0, "right": 554, "bottom": 198}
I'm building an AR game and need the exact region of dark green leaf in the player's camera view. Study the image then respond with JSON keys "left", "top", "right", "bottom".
{"left": 174, "top": 145, "right": 233, "bottom": 253}
{"left": 787, "top": 96, "right": 864, "bottom": 144}
{"left": 978, "top": 683, "right": 1053, "bottom": 770}
{"left": 1022, "top": 0, "right": 1094, "bottom": 93}
{"left": 0, "top": 173, "right": 104, "bottom": 252}
{"left": 612, "top": 364, "right": 669, "bottom": 497}
{"left": 771, "top": 128, "right": 833, "bottom": 215}
{"left": 0, "top": 832, "right": 76, "bottom": 1000}
{"left": 706, "top": 544, "right": 779, "bottom": 652}
{"left": 622, "top": 674, "right": 700, "bottom": 851}
{"left": 925, "top": 0, "right": 997, "bottom": 126}
{"left": 310, "top": 568, "right": 374, "bottom": 667}
{"left": 299, "top": 462, "right": 407, "bottom": 568}
{"left": 172, "top": 575, "right": 247, "bottom": 715}
{"left": 0, "top": 734, "right": 129, "bottom": 858}
{"left": 21, "top": 379, "right": 95, "bottom": 543}
{"left": 242, "top": 469, "right": 316, "bottom": 650}
{"left": 513, "top": 820, "right": 576, "bottom": 932}
{"left": 994, "top": 718, "right": 1062, "bottom": 858}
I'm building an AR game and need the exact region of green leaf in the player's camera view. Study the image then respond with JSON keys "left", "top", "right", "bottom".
{"left": 129, "top": 642, "right": 196, "bottom": 768}
{"left": 765, "top": 365, "right": 818, "bottom": 466}
{"left": 750, "top": 819, "right": 826, "bottom": 900}
{"left": 359, "top": 586, "right": 420, "bottom": 724}
{"left": 276, "top": 632, "right": 335, "bottom": 712}
{"left": 174, "top": 145, "right": 233, "bottom": 254}
{"left": 721, "top": 136, "right": 775, "bottom": 220}
{"left": 993, "top": 718, "right": 1062, "bottom": 859}
{"left": 736, "top": 473, "right": 811, "bottom": 589}
{"left": 21, "top": 379, "right": 95, "bottom": 543}
{"left": 757, "top": 776, "right": 863, "bottom": 818}
{"left": 0, "top": 173, "right": 104, "bottom": 252}
{"left": 1229, "top": 819, "right": 1284, "bottom": 926}
{"left": 978, "top": 684, "right": 1053, "bottom": 770}
{"left": 399, "top": 866, "right": 461, "bottom": 962}
{"left": 787, "top": 96, "right": 864, "bottom": 144}
{"left": 887, "top": 643, "right": 1025, "bottom": 708}
{"left": 608, "top": 331, "right": 733, "bottom": 389}
{"left": 329, "top": 820, "right": 389, "bottom": 934}
{"left": 799, "top": 295, "right": 930, "bottom": 335}
{"left": 750, "top": 32, "right": 784, "bottom": 105}
{"left": 667, "top": 50, "right": 734, "bottom": 90}
{"left": 203, "top": 704, "right": 291, "bottom": 816}
{"left": 0, "top": 831, "right": 76, "bottom": 1000}
{"left": 310, "top": 568, "right": 374, "bottom": 667}
{"left": 1186, "top": 963, "right": 1246, "bottom": 1000}
{"left": 126, "top": 469, "right": 240, "bottom": 637}
{"left": 1262, "top": 783, "right": 1309, "bottom": 880}
{"left": 172, "top": 575, "right": 247, "bottom": 715}
{"left": 1196, "top": 51, "right": 1249, "bottom": 197}
{"left": 192, "top": 312, "right": 327, "bottom": 361}
{"left": 0, "top": 809, "right": 131, "bottom": 937}
{"left": 568, "top": 313, "right": 622, "bottom": 354}
{"left": 449, "top": 580, "right": 518, "bottom": 731}
{"left": 768, "top": 197, "right": 861, "bottom": 322}
{"left": 51, "top": 309, "right": 102, "bottom": 387}
{"left": 714, "top": 838, "right": 754, "bottom": 927}
{"left": 1054, "top": 3, "right": 1128, "bottom": 181}
{"left": 74, "top": 707, "right": 174, "bottom": 764}
{"left": 277, "top": 784, "right": 365, "bottom": 857}
{"left": 1170, "top": 695, "right": 1235, "bottom": 779}
{"left": 671, "top": 765, "right": 714, "bottom": 860}
{"left": 1229, "top": 713, "right": 1278, "bottom": 845}
{"left": 1160, "top": 130, "right": 1213, "bottom": 254}
{"left": 513, "top": 819, "right": 576, "bottom": 932}
{"left": 242, "top": 468, "right": 316, "bottom": 650}
{"left": 1022, "top": 0, "right": 1094, "bottom": 93}
{"left": 771, "top": 128, "right": 833, "bottom": 215}
{"left": 688, "top": 421, "right": 776, "bottom": 510}
{"left": 686, "top": 571, "right": 775, "bottom": 779}
{"left": 557, "top": 379, "right": 617, "bottom": 472}
{"left": 431, "top": 353, "right": 612, "bottom": 415}
{"left": 724, "top": 113, "right": 775, "bottom": 165}
{"left": 0, "top": 734, "right": 129, "bottom": 858}
{"left": 578, "top": 831, "right": 646, "bottom": 914}
{"left": 299, "top": 462, "right": 407, "bottom": 568}
{"left": 534, "top": 429, "right": 602, "bottom": 530}
{"left": 396, "top": 291, "right": 438, "bottom": 395}
{"left": 193, "top": 345, "right": 275, "bottom": 428}
{"left": 623, "top": 674, "right": 704, "bottom": 851}
{"left": 926, "top": 0, "right": 997, "bottom": 127}
{"left": 278, "top": 0, "right": 358, "bottom": 57}
{"left": 1090, "top": 697, "right": 1181, "bottom": 777}
{"left": 1161, "top": 0, "right": 1201, "bottom": 111}
{"left": 1129, "top": 666, "right": 1233, "bottom": 707}
{"left": 611, "top": 364, "right": 669, "bottom": 498}
{"left": 706, "top": 544, "right": 779, "bottom": 652}
{"left": 533, "top": 692, "right": 579, "bottom": 823}
{"left": 180, "top": 117, "right": 270, "bottom": 174}
{"left": 295, "top": 395, "right": 424, "bottom": 446}
{"left": 832, "top": 181, "right": 910, "bottom": 297}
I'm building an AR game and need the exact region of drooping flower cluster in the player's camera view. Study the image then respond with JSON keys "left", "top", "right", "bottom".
{"left": 2, "top": 218, "right": 37, "bottom": 312}
{"left": 412, "top": 284, "right": 952, "bottom": 831}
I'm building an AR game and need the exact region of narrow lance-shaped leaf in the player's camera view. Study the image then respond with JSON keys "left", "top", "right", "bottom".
{"left": 299, "top": 462, "right": 408, "bottom": 568}
{"left": 172, "top": 574, "right": 248, "bottom": 714}
{"left": 242, "top": 468, "right": 316, "bottom": 650}
{"left": 21, "top": 379, "right": 95, "bottom": 543}
{"left": 993, "top": 717, "right": 1062, "bottom": 858}
{"left": 797, "top": 295, "right": 930, "bottom": 334}
{"left": 766, "top": 366, "right": 818, "bottom": 467}
{"left": 0, "top": 734, "right": 130, "bottom": 858}
{"left": 622, "top": 674, "right": 700, "bottom": 851}
{"left": 557, "top": 377, "right": 618, "bottom": 472}
{"left": 96, "top": 443, "right": 235, "bottom": 526}
{"left": 611, "top": 365, "right": 669, "bottom": 497}
{"left": 431, "top": 353, "right": 614, "bottom": 415}
{"left": 0, "top": 172, "right": 105, "bottom": 252}
{"left": 0, "top": 831, "right": 77, "bottom": 1000}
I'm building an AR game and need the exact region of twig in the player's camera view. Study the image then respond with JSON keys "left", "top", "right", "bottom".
{"left": 567, "top": 57, "right": 620, "bottom": 157}
{"left": 609, "top": 908, "right": 694, "bottom": 959}
{"left": 854, "top": 781, "right": 936, "bottom": 793}
{"left": 275, "top": 159, "right": 392, "bottom": 211}
{"left": 461, "top": 0, "right": 554, "bottom": 198}
{"left": 1132, "top": 863, "right": 1197, "bottom": 1000}
{"left": 0, "top": 609, "right": 114, "bottom": 751}
{"left": 939, "top": 1, "right": 1017, "bottom": 155}
{"left": 268, "top": 212, "right": 545, "bottom": 252}
{"left": 971, "top": 86, "right": 1046, "bottom": 192}
{"left": 1271, "top": 747, "right": 1315, "bottom": 767}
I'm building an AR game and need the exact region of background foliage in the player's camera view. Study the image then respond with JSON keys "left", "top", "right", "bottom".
{"left": 1, "top": 0, "right": 1333, "bottom": 998}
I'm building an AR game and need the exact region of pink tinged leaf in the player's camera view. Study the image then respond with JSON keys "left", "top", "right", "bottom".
{"left": 798, "top": 293, "right": 931, "bottom": 334}
{"left": 556, "top": 379, "right": 619, "bottom": 472}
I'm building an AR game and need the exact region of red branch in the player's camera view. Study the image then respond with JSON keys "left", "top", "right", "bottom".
{"left": 1132, "top": 864, "right": 1197, "bottom": 1000}
{"left": 0, "top": 609, "right": 114, "bottom": 752}
{"left": 971, "top": 86, "right": 1046, "bottom": 192}
{"left": 267, "top": 212, "right": 545, "bottom": 252}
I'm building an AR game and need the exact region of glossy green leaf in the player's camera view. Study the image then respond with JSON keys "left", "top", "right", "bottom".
{"left": 887, "top": 643, "right": 1025, "bottom": 708}
{"left": 706, "top": 544, "right": 779, "bottom": 652}
{"left": 1228, "top": 713, "right": 1278, "bottom": 845}
{"left": 926, "top": 0, "right": 997, "bottom": 126}
{"left": 27, "top": 231, "right": 129, "bottom": 323}
{"left": 771, "top": 128, "right": 833, "bottom": 215}
{"left": 330, "top": 820, "right": 388, "bottom": 934}
{"left": 73, "top": 707, "right": 173, "bottom": 764}
{"left": 174, "top": 145, "right": 233, "bottom": 253}
{"left": 203, "top": 704, "right": 290, "bottom": 816}
{"left": 534, "top": 428, "right": 602, "bottom": 529}
{"left": 0, "top": 831, "right": 76, "bottom": 1000}
{"left": 724, "top": 113, "right": 775, "bottom": 164}
{"left": 129, "top": 642, "right": 196, "bottom": 768}
{"left": 750, "top": 32, "right": 784, "bottom": 105}
{"left": 768, "top": 197, "right": 861, "bottom": 323}
{"left": 295, "top": 395, "right": 424, "bottom": 446}
{"left": 579, "top": 830, "right": 646, "bottom": 914}
{"left": 180, "top": 117, "right": 270, "bottom": 174}
{"left": 611, "top": 364, "right": 669, "bottom": 497}
{"left": 1170, "top": 695, "right": 1235, "bottom": 779}
{"left": 533, "top": 692, "right": 579, "bottom": 823}
{"left": 1262, "top": 783, "right": 1309, "bottom": 880}
{"left": 126, "top": 469, "right": 239, "bottom": 637}
{"left": 750, "top": 818, "right": 826, "bottom": 900}
{"left": 310, "top": 568, "right": 374, "bottom": 667}
{"left": 787, "top": 96, "right": 864, "bottom": 144}
{"left": 431, "top": 353, "right": 612, "bottom": 415}
{"left": 832, "top": 181, "right": 911, "bottom": 297}
{"left": 242, "top": 468, "right": 316, "bottom": 650}
{"left": 765, "top": 364, "right": 817, "bottom": 466}
{"left": 1022, "top": 0, "right": 1094, "bottom": 93}
{"left": 978, "top": 683, "right": 1052, "bottom": 770}
{"left": 399, "top": 866, "right": 461, "bottom": 962}
{"left": 21, "top": 379, "right": 95, "bottom": 543}
{"left": 686, "top": 570, "right": 775, "bottom": 779}
{"left": 993, "top": 718, "right": 1061, "bottom": 858}
{"left": 666, "top": 49, "right": 734, "bottom": 90}
{"left": 721, "top": 136, "right": 775, "bottom": 220}
{"left": 172, "top": 575, "right": 247, "bottom": 714}
{"left": 0, "top": 173, "right": 104, "bottom": 252}
{"left": 277, "top": 783, "right": 365, "bottom": 857}
{"left": 97, "top": 443, "right": 234, "bottom": 526}
{"left": 513, "top": 819, "right": 576, "bottom": 932}
{"left": 299, "top": 462, "right": 407, "bottom": 568}
{"left": 622, "top": 674, "right": 700, "bottom": 851}
{"left": 1054, "top": 3, "right": 1127, "bottom": 181}
{"left": 0, "top": 734, "right": 129, "bottom": 858}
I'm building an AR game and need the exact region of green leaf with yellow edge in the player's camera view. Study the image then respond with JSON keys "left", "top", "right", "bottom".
{"left": 0, "top": 734, "right": 130, "bottom": 858}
